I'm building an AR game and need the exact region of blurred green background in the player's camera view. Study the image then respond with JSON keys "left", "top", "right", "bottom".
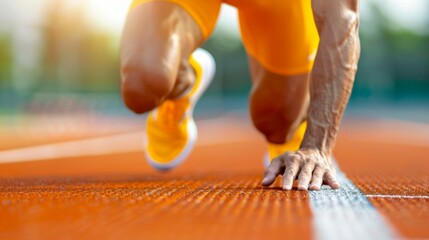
{"left": 0, "top": 0, "right": 428, "bottom": 118}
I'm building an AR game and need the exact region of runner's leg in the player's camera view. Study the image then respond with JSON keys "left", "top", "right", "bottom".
{"left": 249, "top": 58, "right": 310, "bottom": 144}
{"left": 120, "top": 2, "right": 204, "bottom": 114}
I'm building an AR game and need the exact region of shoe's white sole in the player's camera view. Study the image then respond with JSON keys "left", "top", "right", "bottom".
{"left": 144, "top": 48, "right": 216, "bottom": 171}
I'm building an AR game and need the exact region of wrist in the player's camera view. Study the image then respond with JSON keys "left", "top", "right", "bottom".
{"left": 300, "top": 120, "right": 334, "bottom": 157}
{"left": 299, "top": 146, "right": 332, "bottom": 159}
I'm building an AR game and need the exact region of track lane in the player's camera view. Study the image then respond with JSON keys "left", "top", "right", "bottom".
{"left": 1, "top": 116, "right": 428, "bottom": 239}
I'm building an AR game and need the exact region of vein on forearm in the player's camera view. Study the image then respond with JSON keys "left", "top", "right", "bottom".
{"left": 302, "top": 0, "right": 360, "bottom": 154}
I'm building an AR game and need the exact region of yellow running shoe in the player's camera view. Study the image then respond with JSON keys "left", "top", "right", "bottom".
{"left": 264, "top": 121, "right": 307, "bottom": 167}
{"left": 143, "top": 48, "right": 215, "bottom": 171}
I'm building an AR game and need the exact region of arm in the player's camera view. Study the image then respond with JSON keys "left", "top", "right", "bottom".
{"left": 262, "top": 0, "right": 360, "bottom": 190}
{"left": 302, "top": 0, "right": 360, "bottom": 156}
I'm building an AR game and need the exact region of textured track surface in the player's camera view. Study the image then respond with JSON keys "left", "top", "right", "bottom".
{"left": 335, "top": 121, "right": 429, "bottom": 239}
{"left": 0, "top": 175, "right": 312, "bottom": 240}
{"left": 0, "top": 115, "right": 428, "bottom": 239}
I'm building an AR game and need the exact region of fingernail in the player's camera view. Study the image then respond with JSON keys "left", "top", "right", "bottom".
{"left": 283, "top": 185, "right": 292, "bottom": 190}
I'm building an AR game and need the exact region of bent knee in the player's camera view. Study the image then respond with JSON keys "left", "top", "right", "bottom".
{"left": 121, "top": 63, "right": 175, "bottom": 114}
{"left": 250, "top": 103, "right": 300, "bottom": 143}
{"left": 251, "top": 113, "right": 295, "bottom": 143}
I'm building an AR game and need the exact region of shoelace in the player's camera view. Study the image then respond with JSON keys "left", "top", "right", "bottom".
{"left": 156, "top": 98, "right": 190, "bottom": 128}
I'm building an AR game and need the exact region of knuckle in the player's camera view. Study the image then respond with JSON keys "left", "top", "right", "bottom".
{"left": 271, "top": 157, "right": 280, "bottom": 164}
{"left": 289, "top": 157, "right": 300, "bottom": 165}
{"left": 304, "top": 158, "right": 313, "bottom": 164}
{"left": 265, "top": 168, "right": 276, "bottom": 175}
{"left": 288, "top": 163, "right": 298, "bottom": 170}
{"left": 326, "top": 170, "right": 336, "bottom": 177}
{"left": 275, "top": 157, "right": 286, "bottom": 165}
{"left": 324, "top": 174, "right": 335, "bottom": 181}
{"left": 296, "top": 153, "right": 305, "bottom": 161}
{"left": 316, "top": 170, "right": 324, "bottom": 177}
{"left": 313, "top": 175, "right": 322, "bottom": 182}
{"left": 302, "top": 169, "right": 312, "bottom": 176}
{"left": 286, "top": 169, "right": 295, "bottom": 176}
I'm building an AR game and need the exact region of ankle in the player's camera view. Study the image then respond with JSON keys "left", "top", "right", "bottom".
{"left": 168, "top": 61, "right": 196, "bottom": 99}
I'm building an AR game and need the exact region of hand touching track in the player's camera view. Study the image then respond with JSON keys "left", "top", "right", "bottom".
{"left": 261, "top": 149, "right": 340, "bottom": 191}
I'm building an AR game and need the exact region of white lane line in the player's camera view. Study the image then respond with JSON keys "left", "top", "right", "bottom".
{"left": 0, "top": 120, "right": 255, "bottom": 164}
{"left": 0, "top": 131, "right": 144, "bottom": 164}
{"left": 366, "top": 195, "right": 429, "bottom": 199}
{"left": 309, "top": 162, "right": 399, "bottom": 240}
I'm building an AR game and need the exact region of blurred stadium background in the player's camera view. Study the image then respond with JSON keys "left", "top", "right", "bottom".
{"left": 0, "top": 0, "right": 428, "bottom": 120}
{"left": 0, "top": 2, "right": 428, "bottom": 239}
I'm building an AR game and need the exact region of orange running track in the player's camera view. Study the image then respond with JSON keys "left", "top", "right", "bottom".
{"left": 0, "top": 114, "right": 428, "bottom": 239}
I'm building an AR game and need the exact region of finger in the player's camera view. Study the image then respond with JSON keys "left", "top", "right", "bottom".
{"left": 309, "top": 167, "right": 324, "bottom": 190}
{"left": 262, "top": 158, "right": 285, "bottom": 186}
{"left": 323, "top": 171, "right": 340, "bottom": 189}
{"left": 282, "top": 160, "right": 300, "bottom": 190}
{"left": 297, "top": 164, "right": 315, "bottom": 191}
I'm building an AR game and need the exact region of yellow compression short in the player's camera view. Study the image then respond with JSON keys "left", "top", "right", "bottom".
{"left": 130, "top": 0, "right": 319, "bottom": 75}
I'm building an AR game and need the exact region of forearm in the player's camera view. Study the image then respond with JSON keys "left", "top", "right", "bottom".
{"left": 301, "top": 0, "right": 361, "bottom": 156}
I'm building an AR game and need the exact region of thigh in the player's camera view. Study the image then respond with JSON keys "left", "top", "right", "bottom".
{"left": 128, "top": 0, "right": 222, "bottom": 39}
{"left": 238, "top": 0, "right": 319, "bottom": 76}
{"left": 121, "top": 0, "right": 221, "bottom": 76}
